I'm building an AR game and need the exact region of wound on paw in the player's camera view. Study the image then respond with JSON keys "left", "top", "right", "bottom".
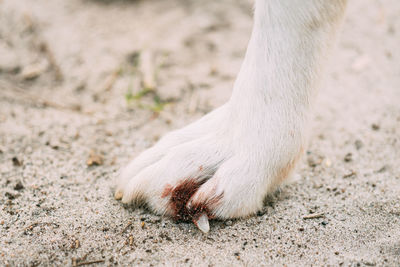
{"left": 162, "top": 179, "right": 222, "bottom": 222}
{"left": 162, "top": 179, "right": 205, "bottom": 222}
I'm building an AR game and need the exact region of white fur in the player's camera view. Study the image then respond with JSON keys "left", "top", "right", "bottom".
{"left": 115, "top": 0, "right": 347, "bottom": 221}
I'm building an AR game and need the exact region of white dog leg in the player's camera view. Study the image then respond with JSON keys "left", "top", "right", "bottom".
{"left": 116, "top": 0, "right": 347, "bottom": 232}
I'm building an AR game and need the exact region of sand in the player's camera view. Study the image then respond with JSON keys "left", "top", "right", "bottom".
{"left": 1, "top": 0, "right": 399, "bottom": 266}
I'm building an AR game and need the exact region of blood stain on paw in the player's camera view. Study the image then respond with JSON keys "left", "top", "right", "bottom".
{"left": 161, "top": 179, "right": 205, "bottom": 222}
{"left": 161, "top": 179, "right": 223, "bottom": 223}
{"left": 161, "top": 184, "right": 173, "bottom": 198}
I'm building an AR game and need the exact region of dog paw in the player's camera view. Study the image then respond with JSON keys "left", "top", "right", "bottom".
{"left": 115, "top": 103, "right": 304, "bottom": 232}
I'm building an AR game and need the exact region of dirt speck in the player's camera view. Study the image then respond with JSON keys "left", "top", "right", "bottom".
{"left": 13, "top": 181, "right": 24, "bottom": 191}
{"left": 371, "top": 124, "right": 380, "bottom": 131}
{"left": 12, "top": 156, "right": 22, "bottom": 167}
{"left": 344, "top": 153, "right": 352, "bottom": 162}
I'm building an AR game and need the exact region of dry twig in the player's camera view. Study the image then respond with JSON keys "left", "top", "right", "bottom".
{"left": 73, "top": 259, "right": 105, "bottom": 266}
{"left": 302, "top": 212, "right": 325, "bottom": 220}
{"left": 140, "top": 50, "right": 156, "bottom": 90}
{"left": 121, "top": 222, "right": 132, "bottom": 234}
{"left": 343, "top": 171, "right": 356, "bottom": 178}
{"left": 39, "top": 42, "right": 64, "bottom": 81}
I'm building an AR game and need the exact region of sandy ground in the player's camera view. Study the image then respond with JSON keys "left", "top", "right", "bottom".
{"left": 1, "top": 0, "right": 399, "bottom": 266}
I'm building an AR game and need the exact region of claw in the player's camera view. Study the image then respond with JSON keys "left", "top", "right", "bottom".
{"left": 114, "top": 190, "right": 123, "bottom": 200}
{"left": 194, "top": 213, "right": 210, "bottom": 233}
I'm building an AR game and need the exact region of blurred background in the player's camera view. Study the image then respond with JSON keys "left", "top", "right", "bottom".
{"left": 0, "top": 0, "right": 255, "bottom": 121}
{"left": 0, "top": 0, "right": 399, "bottom": 266}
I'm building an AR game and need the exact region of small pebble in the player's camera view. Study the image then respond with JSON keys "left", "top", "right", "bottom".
{"left": 86, "top": 150, "right": 104, "bottom": 166}
{"left": 371, "top": 124, "right": 380, "bottom": 131}
{"left": 14, "top": 181, "right": 24, "bottom": 191}
{"left": 225, "top": 220, "right": 233, "bottom": 226}
{"left": 344, "top": 153, "right": 352, "bottom": 162}
{"left": 12, "top": 157, "right": 22, "bottom": 167}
